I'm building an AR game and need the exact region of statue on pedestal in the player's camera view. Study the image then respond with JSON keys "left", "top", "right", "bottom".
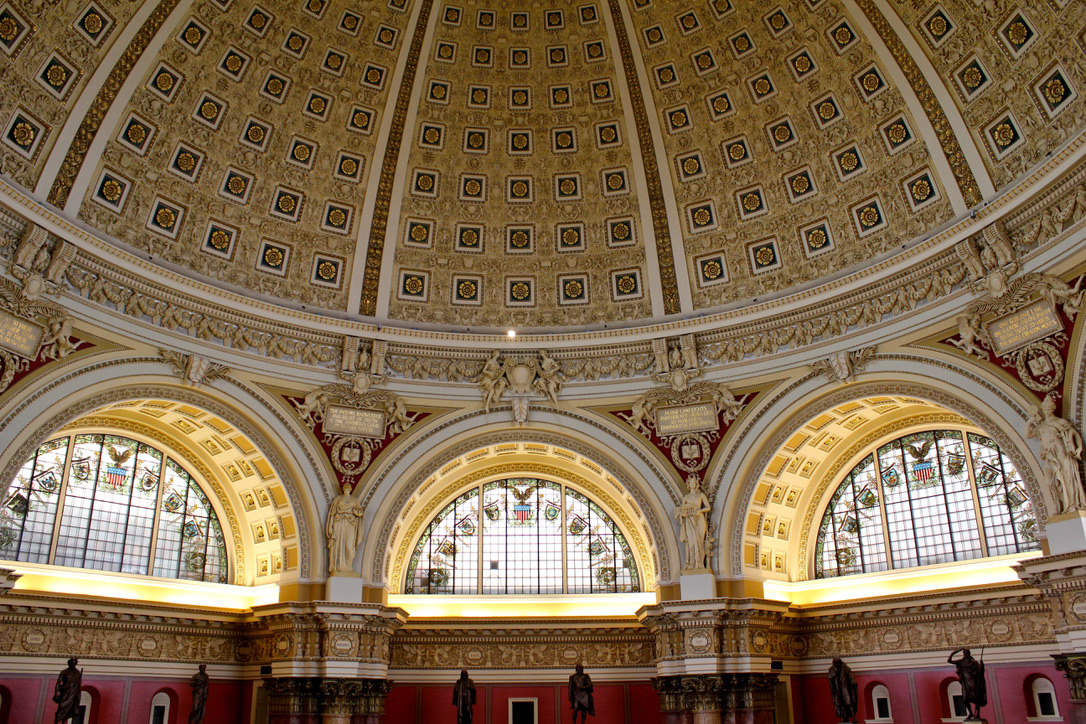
{"left": 948, "top": 648, "right": 987, "bottom": 720}
{"left": 827, "top": 657, "right": 858, "bottom": 723}
{"left": 1026, "top": 394, "right": 1086, "bottom": 513}
{"left": 189, "top": 664, "right": 209, "bottom": 724}
{"left": 674, "top": 475, "right": 712, "bottom": 570}
{"left": 53, "top": 658, "right": 82, "bottom": 723}
{"left": 452, "top": 670, "right": 476, "bottom": 724}
{"left": 569, "top": 664, "right": 595, "bottom": 723}
{"left": 326, "top": 482, "right": 364, "bottom": 574}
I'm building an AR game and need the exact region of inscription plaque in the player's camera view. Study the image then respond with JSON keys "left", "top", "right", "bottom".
{"left": 985, "top": 300, "right": 1062, "bottom": 355}
{"left": 323, "top": 405, "right": 386, "bottom": 437}
{"left": 655, "top": 402, "right": 718, "bottom": 436}
{"left": 0, "top": 309, "right": 42, "bottom": 358}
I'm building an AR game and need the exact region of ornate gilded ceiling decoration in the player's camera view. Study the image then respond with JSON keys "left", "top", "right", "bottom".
{"left": 0, "top": 0, "right": 1083, "bottom": 332}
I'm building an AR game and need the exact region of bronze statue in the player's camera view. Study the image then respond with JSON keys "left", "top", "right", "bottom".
{"left": 568, "top": 664, "right": 595, "bottom": 723}
{"left": 189, "top": 664, "right": 209, "bottom": 724}
{"left": 53, "top": 658, "right": 82, "bottom": 723}
{"left": 827, "top": 657, "right": 858, "bottom": 722}
{"left": 452, "top": 669, "right": 476, "bottom": 724}
{"left": 948, "top": 648, "right": 986, "bottom": 720}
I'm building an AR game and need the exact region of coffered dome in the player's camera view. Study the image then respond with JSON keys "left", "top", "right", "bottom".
{"left": 0, "top": 0, "right": 1082, "bottom": 332}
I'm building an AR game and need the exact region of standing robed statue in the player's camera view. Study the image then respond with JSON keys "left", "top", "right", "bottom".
{"left": 948, "top": 648, "right": 987, "bottom": 720}
{"left": 569, "top": 664, "right": 595, "bottom": 723}
{"left": 53, "top": 658, "right": 82, "bottom": 723}
{"left": 453, "top": 669, "right": 477, "bottom": 724}
{"left": 189, "top": 664, "right": 209, "bottom": 724}
{"left": 827, "top": 657, "right": 858, "bottom": 722}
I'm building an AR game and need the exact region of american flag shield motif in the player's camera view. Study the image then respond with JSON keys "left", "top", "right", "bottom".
{"left": 911, "top": 460, "right": 934, "bottom": 482}
{"left": 513, "top": 504, "right": 532, "bottom": 521}
{"left": 105, "top": 466, "right": 127, "bottom": 488}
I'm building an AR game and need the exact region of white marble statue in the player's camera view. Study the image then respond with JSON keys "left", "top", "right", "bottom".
{"left": 326, "top": 482, "right": 365, "bottom": 574}
{"left": 674, "top": 475, "right": 712, "bottom": 570}
{"left": 1026, "top": 395, "right": 1086, "bottom": 513}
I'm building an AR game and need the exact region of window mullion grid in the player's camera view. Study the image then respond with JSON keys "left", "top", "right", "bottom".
{"left": 9, "top": 445, "right": 38, "bottom": 558}
{"left": 145, "top": 455, "right": 168, "bottom": 576}
{"left": 900, "top": 439, "right": 924, "bottom": 567}
{"left": 962, "top": 433, "right": 991, "bottom": 558}
{"left": 476, "top": 486, "right": 483, "bottom": 595}
{"left": 872, "top": 454, "right": 894, "bottom": 571}
{"left": 561, "top": 485, "right": 568, "bottom": 595}
{"left": 849, "top": 471, "right": 868, "bottom": 575}
{"left": 934, "top": 434, "right": 960, "bottom": 562}
{"left": 115, "top": 446, "right": 141, "bottom": 573}
{"left": 46, "top": 435, "right": 77, "bottom": 564}
{"left": 76, "top": 437, "right": 109, "bottom": 569}
{"left": 995, "top": 440, "right": 1021, "bottom": 551}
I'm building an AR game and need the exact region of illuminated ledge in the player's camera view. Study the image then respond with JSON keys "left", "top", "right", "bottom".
{"left": 762, "top": 551, "right": 1042, "bottom": 607}
{"left": 387, "top": 593, "right": 658, "bottom": 618}
{"left": 6, "top": 562, "right": 279, "bottom": 610}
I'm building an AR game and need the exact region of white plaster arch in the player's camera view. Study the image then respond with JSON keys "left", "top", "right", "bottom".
{"left": 357, "top": 406, "right": 683, "bottom": 589}
{"left": 711, "top": 354, "right": 1050, "bottom": 579}
{"left": 0, "top": 356, "right": 325, "bottom": 581}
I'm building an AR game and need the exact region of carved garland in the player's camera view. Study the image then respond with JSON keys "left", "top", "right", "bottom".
{"left": 386, "top": 461, "right": 657, "bottom": 593}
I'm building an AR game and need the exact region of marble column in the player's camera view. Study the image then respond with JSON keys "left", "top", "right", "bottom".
{"left": 319, "top": 679, "right": 360, "bottom": 724}
{"left": 653, "top": 676, "right": 693, "bottom": 724}
{"left": 687, "top": 675, "right": 724, "bottom": 724}
{"left": 720, "top": 674, "right": 777, "bottom": 724}
{"left": 1055, "top": 655, "right": 1086, "bottom": 724}
{"left": 356, "top": 679, "right": 393, "bottom": 724}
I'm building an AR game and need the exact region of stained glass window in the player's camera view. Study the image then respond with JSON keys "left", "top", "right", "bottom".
{"left": 406, "top": 478, "right": 640, "bottom": 594}
{"left": 0, "top": 434, "right": 227, "bottom": 583}
{"left": 815, "top": 429, "right": 1039, "bottom": 578}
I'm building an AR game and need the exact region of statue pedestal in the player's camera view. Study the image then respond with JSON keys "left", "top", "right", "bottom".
{"left": 1047, "top": 510, "right": 1086, "bottom": 555}
{"left": 680, "top": 571, "right": 715, "bottom": 600}
{"left": 325, "top": 574, "right": 364, "bottom": 603}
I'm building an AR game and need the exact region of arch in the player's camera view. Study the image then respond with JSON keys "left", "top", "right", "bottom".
{"left": 943, "top": 679, "right": 967, "bottom": 720}
{"left": 0, "top": 684, "right": 10, "bottom": 724}
{"left": 864, "top": 682, "right": 892, "bottom": 722}
{"left": 148, "top": 690, "right": 175, "bottom": 724}
{"left": 0, "top": 359, "right": 324, "bottom": 581}
{"left": 1024, "top": 674, "right": 1061, "bottom": 719}
{"left": 359, "top": 408, "right": 681, "bottom": 590}
{"left": 718, "top": 362, "right": 1048, "bottom": 579}
{"left": 79, "top": 688, "right": 98, "bottom": 724}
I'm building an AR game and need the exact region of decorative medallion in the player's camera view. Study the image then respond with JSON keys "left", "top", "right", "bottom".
{"left": 832, "top": 145, "right": 866, "bottom": 180}
{"left": 260, "top": 72, "right": 291, "bottom": 104}
{"left": 553, "top": 127, "right": 577, "bottom": 153}
{"left": 92, "top": 169, "right": 132, "bottom": 211}
{"left": 707, "top": 90, "right": 734, "bottom": 120}
{"left": 321, "top": 203, "right": 354, "bottom": 235}
{"left": 245, "top": 5, "right": 273, "bottom": 36}
{"left": 655, "top": 63, "right": 680, "bottom": 89}
{"left": 303, "top": 0, "right": 327, "bottom": 20}
{"left": 918, "top": 6, "right": 955, "bottom": 49}
{"left": 851, "top": 196, "right": 887, "bottom": 236}
{"left": 472, "top": 45, "right": 494, "bottom": 68}
{"left": 282, "top": 28, "right": 310, "bottom": 58}
{"left": 117, "top": 113, "right": 155, "bottom": 155}
{"left": 551, "top": 85, "right": 573, "bottom": 108}
{"left": 510, "top": 11, "right": 529, "bottom": 30}
{"left": 558, "top": 274, "right": 589, "bottom": 305}
{"left": 460, "top": 174, "right": 487, "bottom": 202}
{"left": 787, "top": 49, "right": 818, "bottom": 81}
{"left": 217, "top": 46, "right": 251, "bottom": 81}
{"left": 452, "top": 275, "right": 482, "bottom": 305}
{"left": 256, "top": 240, "right": 290, "bottom": 276}
{"left": 854, "top": 63, "right": 886, "bottom": 101}
{"left": 579, "top": 5, "right": 598, "bottom": 24}
{"left": 147, "top": 63, "right": 182, "bottom": 102}
{"left": 411, "top": 170, "right": 439, "bottom": 198}
{"left": 709, "top": 0, "right": 733, "bottom": 17}
{"left": 584, "top": 40, "right": 606, "bottom": 63}
{"left": 747, "top": 237, "right": 782, "bottom": 274}
{"left": 735, "top": 186, "right": 768, "bottom": 220}
{"left": 322, "top": 49, "right": 348, "bottom": 77}
{"left": 360, "top": 64, "right": 386, "bottom": 91}
{"left": 506, "top": 277, "right": 536, "bottom": 307}
{"left": 766, "top": 118, "right": 797, "bottom": 151}
{"left": 312, "top": 256, "right": 344, "bottom": 289}
{"left": 146, "top": 197, "right": 184, "bottom": 239}
{"left": 556, "top": 223, "right": 586, "bottom": 251}
{"left": 827, "top": 19, "right": 858, "bottom": 53}
{"left": 880, "top": 115, "right": 914, "bottom": 154}
{"left": 799, "top": 219, "right": 834, "bottom": 257}
{"left": 687, "top": 202, "right": 717, "bottom": 233}
{"left": 982, "top": 110, "right": 1025, "bottom": 160}
{"left": 763, "top": 7, "right": 791, "bottom": 36}
{"left": 676, "top": 10, "right": 701, "bottom": 34}
{"left": 463, "top": 127, "right": 489, "bottom": 154}
{"left": 590, "top": 79, "right": 613, "bottom": 103}
{"left": 240, "top": 118, "right": 272, "bottom": 153}
{"left": 467, "top": 85, "right": 491, "bottom": 109}
{"left": 721, "top": 135, "right": 752, "bottom": 168}
{"left": 677, "top": 152, "right": 706, "bottom": 182}
{"left": 219, "top": 167, "right": 254, "bottom": 204}
{"left": 36, "top": 51, "right": 80, "bottom": 101}
{"left": 287, "top": 137, "right": 317, "bottom": 169}
{"left": 192, "top": 93, "right": 226, "bottom": 130}
{"left": 748, "top": 72, "right": 776, "bottom": 102}
{"left": 547, "top": 45, "right": 569, "bottom": 68}
{"left": 509, "top": 47, "right": 530, "bottom": 69}
{"left": 611, "top": 269, "right": 642, "bottom": 300}
{"left": 435, "top": 41, "right": 456, "bottom": 64}
{"left": 339, "top": 9, "right": 361, "bottom": 35}
{"left": 509, "top": 87, "right": 531, "bottom": 109}
{"left": 269, "top": 186, "right": 304, "bottom": 222}
{"left": 507, "top": 176, "right": 534, "bottom": 203}
{"left": 601, "top": 168, "right": 628, "bottom": 196}
{"left": 695, "top": 252, "right": 728, "bottom": 287}
{"left": 75, "top": 2, "right": 114, "bottom": 45}
{"left": 546, "top": 9, "right": 565, "bottom": 29}
{"left": 1033, "top": 64, "right": 1076, "bottom": 119}
{"left": 477, "top": 9, "right": 495, "bottom": 28}
{"left": 554, "top": 174, "right": 582, "bottom": 202}
{"left": 167, "top": 142, "right": 205, "bottom": 182}
{"left": 729, "top": 31, "right": 755, "bottom": 59}
{"left": 2, "top": 107, "right": 47, "bottom": 160}
{"left": 644, "top": 25, "right": 665, "bottom": 47}
{"left": 810, "top": 93, "right": 842, "bottom": 127}
{"left": 418, "top": 123, "right": 445, "bottom": 151}
{"left": 784, "top": 167, "right": 817, "bottom": 202}
{"left": 508, "top": 130, "right": 532, "bottom": 156}
{"left": 335, "top": 152, "right": 364, "bottom": 182}
{"left": 901, "top": 168, "right": 939, "bottom": 212}
{"left": 996, "top": 11, "right": 1037, "bottom": 59}
{"left": 456, "top": 224, "right": 484, "bottom": 252}
{"left": 202, "top": 220, "right": 238, "bottom": 260}
{"left": 666, "top": 105, "right": 692, "bottom": 133}
{"left": 506, "top": 225, "right": 534, "bottom": 253}
{"left": 608, "top": 218, "right": 635, "bottom": 247}
{"left": 954, "top": 56, "right": 990, "bottom": 101}
{"left": 0, "top": 3, "right": 32, "bottom": 58}
{"left": 177, "top": 19, "right": 209, "bottom": 53}
{"left": 692, "top": 48, "right": 717, "bottom": 75}
{"left": 404, "top": 219, "right": 434, "bottom": 248}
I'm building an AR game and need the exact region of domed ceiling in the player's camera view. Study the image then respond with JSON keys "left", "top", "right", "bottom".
{"left": 0, "top": 0, "right": 1083, "bottom": 331}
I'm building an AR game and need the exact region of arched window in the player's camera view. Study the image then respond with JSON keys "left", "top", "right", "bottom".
{"left": 815, "top": 429, "right": 1039, "bottom": 578}
{"left": 149, "top": 691, "right": 172, "bottom": 724}
{"left": 406, "top": 478, "right": 640, "bottom": 594}
{"left": 870, "top": 684, "right": 892, "bottom": 722}
{"left": 947, "top": 681, "right": 968, "bottom": 720}
{"left": 1031, "top": 676, "right": 1061, "bottom": 720}
{"left": 0, "top": 434, "right": 227, "bottom": 582}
